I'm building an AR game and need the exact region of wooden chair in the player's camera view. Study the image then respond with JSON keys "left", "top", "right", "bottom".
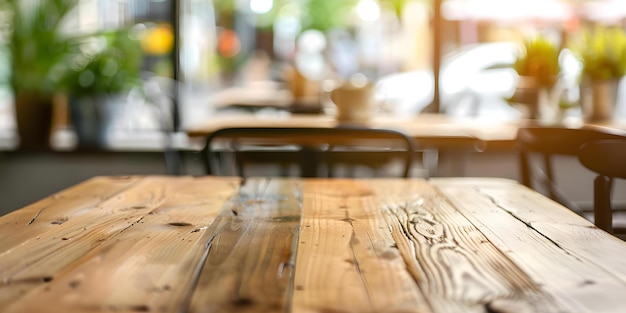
{"left": 578, "top": 139, "right": 626, "bottom": 235}
{"left": 202, "top": 127, "right": 420, "bottom": 178}
{"left": 516, "top": 126, "right": 626, "bottom": 213}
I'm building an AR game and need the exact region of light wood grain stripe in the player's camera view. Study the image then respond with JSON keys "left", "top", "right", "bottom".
{"left": 0, "top": 176, "right": 141, "bottom": 253}
{"left": 292, "top": 179, "right": 431, "bottom": 313}
{"left": 377, "top": 179, "right": 564, "bottom": 313}
{"left": 433, "top": 178, "right": 626, "bottom": 313}
{"left": 2, "top": 176, "right": 240, "bottom": 313}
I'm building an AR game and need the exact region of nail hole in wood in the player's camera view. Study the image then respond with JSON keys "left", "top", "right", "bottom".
{"left": 129, "top": 305, "right": 150, "bottom": 312}
{"left": 233, "top": 298, "right": 254, "bottom": 306}
{"left": 50, "top": 218, "right": 67, "bottom": 225}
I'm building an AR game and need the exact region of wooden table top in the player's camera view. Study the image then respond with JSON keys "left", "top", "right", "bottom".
{"left": 2, "top": 176, "right": 626, "bottom": 312}
{"left": 186, "top": 113, "right": 626, "bottom": 152}
{"left": 186, "top": 113, "right": 519, "bottom": 151}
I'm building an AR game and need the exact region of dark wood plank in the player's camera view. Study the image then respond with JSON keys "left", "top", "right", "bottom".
{"left": 187, "top": 178, "right": 302, "bottom": 313}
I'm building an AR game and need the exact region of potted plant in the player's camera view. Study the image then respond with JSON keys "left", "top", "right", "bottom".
{"left": 4, "top": 0, "right": 79, "bottom": 149}
{"left": 62, "top": 29, "right": 143, "bottom": 148}
{"left": 510, "top": 36, "right": 562, "bottom": 120}
{"left": 574, "top": 26, "right": 626, "bottom": 121}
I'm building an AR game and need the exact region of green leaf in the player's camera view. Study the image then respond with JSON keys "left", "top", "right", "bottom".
{"left": 514, "top": 36, "right": 561, "bottom": 87}
{"left": 574, "top": 26, "right": 626, "bottom": 80}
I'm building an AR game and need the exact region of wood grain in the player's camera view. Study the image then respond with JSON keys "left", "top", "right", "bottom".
{"left": 2, "top": 176, "right": 240, "bottom": 313}
{"left": 433, "top": 178, "right": 626, "bottom": 313}
{"left": 0, "top": 176, "right": 141, "bottom": 253}
{"left": 0, "top": 176, "right": 142, "bottom": 306}
{"left": 292, "top": 179, "right": 431, "bottom": 313}
{"left": 377, "top": 179, "right": 564, "bottom": 313}
{"left": 187, "top": 178, "right": 302, "bottom": 313}
{"left": 293, "top": 178, "right": 566, "bottom": 313}
{"left": 2, "top": 177, "right": 626, "bottom": 313}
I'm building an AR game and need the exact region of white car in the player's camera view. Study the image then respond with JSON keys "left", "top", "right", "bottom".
{"left": 375, "top": 41, "right": 589, "bottom": 120}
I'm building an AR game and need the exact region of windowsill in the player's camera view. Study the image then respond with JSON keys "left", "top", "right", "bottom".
{"left": 0, "top": 128, "right": 203, "bottom": 152}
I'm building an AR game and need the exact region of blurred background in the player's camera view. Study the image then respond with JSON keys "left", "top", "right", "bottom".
{"left": 1, "top": 0, "right": 626, "bottom": 213}
{"left": 1, "top": 0, "right": 625, "bottom": 147}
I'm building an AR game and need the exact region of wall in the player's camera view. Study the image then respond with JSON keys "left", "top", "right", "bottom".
{"left": 1, "top": 150, "right": 624, "bottom": 221}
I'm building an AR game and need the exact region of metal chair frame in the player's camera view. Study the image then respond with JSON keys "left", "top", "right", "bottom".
{"left": 516, "top": 126, "right": 626, "bottom": 213}
{"left": 202, "top": 127, "right": 420, "bottom": 178}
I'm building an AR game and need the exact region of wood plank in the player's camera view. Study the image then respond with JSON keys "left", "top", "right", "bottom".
{"left": 294, "top": 178, "right": 564, "bottom": 313}
{"left": 187, "top": 178, "right": 301, "bottom": 313}
{"left": 1, "top": 176, "right": 241, "bottom": 312}
{"left": 0, "top": 176, "right": 141, "bottom": 253}
{"left": 0, "top": 176, "right": 142, "bottom": 307}
{"left": 433, "top": 178, "right": 626, "bottom": 313}
{"left": 292, "top": 179, "right": 431, "bottom": 313}
{"left": 374, "top": 179, "right": 565, "bottom": 312}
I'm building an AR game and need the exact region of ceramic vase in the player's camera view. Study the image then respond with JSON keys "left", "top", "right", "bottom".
{"left": 580, "top": 78, "right": 620, "bottom": 122}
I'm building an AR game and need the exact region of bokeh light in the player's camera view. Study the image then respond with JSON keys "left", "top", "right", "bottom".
{"left": 217, "top": 29, "right": 241, "bottom": 58}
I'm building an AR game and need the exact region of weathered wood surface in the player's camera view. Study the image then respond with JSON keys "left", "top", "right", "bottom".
{"left": 187, "top": 178, "right": 302, "bottom": 313}
{"left": 433, "top": 178, "right": 626, "bottom": 313}
{"left": 292, "top": 179, "right": 432, "bottom": 313}
{"left": 2, "top": 177, "right": 626, "bottom": 313}
{"left": 1, "top": 176, "right": 241, "bottom": 313}
{"left": 293, "top": 179, "right": 566, "bottom": 313}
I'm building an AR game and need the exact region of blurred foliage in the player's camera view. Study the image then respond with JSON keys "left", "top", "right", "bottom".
{"left": 384, "top": 0, "right": 408, "bottom": 19}
{"left": 514, "top": 36, "right": 561, "bottom": 87}
{"left": 574, "top": 26, "right": 626, "bottom": 81}
{"left": 2, "top": 0, "right": 79, "bottom": 96}
{"left": 298, "top": 0, "right": 407, "bottom": 31}
{"left": 300, "top": 0, "right": 359, "bottom": 32}
{"left": 1, "top": 0, "right": 143, "bottom": 98}
{"left": 214, "top": 0, "right": 237, "bottom": 14}
{"left": 63, "top": 29, "right": 143, "bottom": 97}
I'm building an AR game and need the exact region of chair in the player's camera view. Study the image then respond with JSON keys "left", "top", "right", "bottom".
{"left": 578, "top": 139, "right": 626, "bottom": 235}
{"left": 516, "top": 126, "right": 626, "bottom": 213}
{"left": 202, "top": 127, "right": 420, "bottom": 178}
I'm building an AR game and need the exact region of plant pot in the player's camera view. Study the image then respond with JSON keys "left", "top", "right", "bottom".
{"left": 536, "top": 87, "right": 561, "bottom": 123}
{"left": 510, "top": 76, "right": 561, "bottom": 122}
{"left": 14, "top": 94, "right": 53, "bottom": 150}
{"left": 580, "top": 78, "right": 620, "bottom": 122}
{"left": 69, "top": 95, "right": 121, "bottom": 148}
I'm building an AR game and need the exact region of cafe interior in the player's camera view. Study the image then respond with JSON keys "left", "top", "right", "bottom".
{"left": 1, "top": 0, "right": 626, "bottom": 232}
{"left": 5, "top": 1, "right": 626, "bottom": 312}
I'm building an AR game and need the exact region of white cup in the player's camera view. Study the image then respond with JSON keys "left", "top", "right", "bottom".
{"left": 330, "top": 80, "right": 375, "bottom": 122}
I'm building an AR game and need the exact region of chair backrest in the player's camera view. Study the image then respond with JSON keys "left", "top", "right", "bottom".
{"left": 202, "top": 127, "right": 419, "bottom": 178}
{"left": 578, "top": 139, "right": 626, "bottom": 179}
{"left": 578, "top": 139, "right": 626, "bottom": 236}
{"left": 516, "top": 126, "right": 626, "bottom": 210}
{"left": 517, "top": 126, "right": 626, "bottom": 156}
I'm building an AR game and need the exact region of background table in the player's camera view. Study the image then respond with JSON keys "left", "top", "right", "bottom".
{"left": 185, "top": 113, "right": 626, "bottom": 177}
{"left": 186, "top": 113, "right": 514, "bottom": 151}
{"left": 1, "top": 176, "right": 626, "bottom": 312}
{"left": 185, "top": 113, "right": 517, "bottom": 176}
